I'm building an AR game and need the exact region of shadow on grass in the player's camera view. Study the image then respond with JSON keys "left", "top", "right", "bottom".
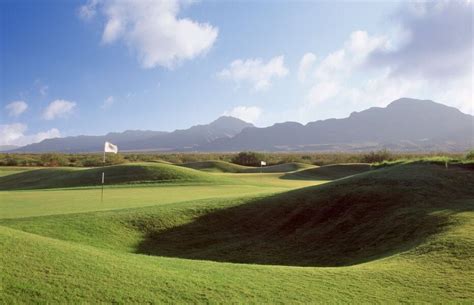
{"left": 135, "top": 164, "right": 474, "bottom": 267}
{"left": 280, "top": 163, "right": 373, "bottom": 181}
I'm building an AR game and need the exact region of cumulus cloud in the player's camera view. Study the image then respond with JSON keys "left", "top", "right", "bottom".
{"left": 314, "top": 31, "right": 387, "bottom": 82}
{"left": 218, "top": 56, "right": 289, "bottom": 91}
{"left": 43, "top": 99, "right": 76, "bottom": 120}
{"left": 101, "top": 96, "right": 114, "bottom": 109}
{"left": 306, "top": 81, "right": 340, "bottom": 106}
{"left": 224, "top": 106, "right": 262, "bottom": 124}
{"left": 300, "top": 1, "right": 473, "bottom": 117}
{"left": 79, "top": 0, "right": 218, "bottom": 69}
{"left": 5, "top": 101, "right": 28, "bottom": 117}
{"left": 0, "top": 123, "right": 60, "bottom": 146}
{"left": 78, "top": 0, "right": 98, "bottom": 21}
{"left": 368, "top": 0, "right": 473, "bottom": 80}
{"left": 298, "top": 53, "right": 316, "bottom": 82}
{"left": 303, "top": 30, "right": 387, "bottom": 106}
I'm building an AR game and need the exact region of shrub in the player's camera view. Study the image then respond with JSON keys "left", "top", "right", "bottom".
{"left": 40, "top": 153, "right": 68, "bottom": 167}
{"left": 231, "top": 151, "right": 266, "bottom": 166}
{"left": 466, "top": 150, "right": 474, "bottom": 160}
{"left": 362, "top": 149, "right": 394, "bottom": 163}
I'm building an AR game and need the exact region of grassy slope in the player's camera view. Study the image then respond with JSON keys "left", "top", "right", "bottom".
{"left": 181, "top": 160, "right": 314, "bottom": 173}
{"left": 282, "top": 163, "right": 372, "bottom": 180}
{"left": 2, "top": 223, "right": 472, "bottom": 304}
{"left": 0, "top": 166, "right": 43, "bottom": 177}
{"left": 1, "top": 163, "right": 473, "bottom": 302}
{"left": 0, "top": 168, "right": 321, "bottom": 219}
{"left": 0, "top": 162, "right": 222, "bottom": 190}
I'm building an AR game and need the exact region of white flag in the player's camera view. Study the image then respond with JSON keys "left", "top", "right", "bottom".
{"left": 104, "top": 141, "right": 118, "bottom": 154}
{"left": 261, "top": 161, "right": 266, "bottom": 166}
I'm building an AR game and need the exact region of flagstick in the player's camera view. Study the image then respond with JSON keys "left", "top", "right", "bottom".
{"left": 102, "top": 150, "right": 106, "bottom": 203}
{"left": 101, "top": 172, "right": 104, "bottom": 203}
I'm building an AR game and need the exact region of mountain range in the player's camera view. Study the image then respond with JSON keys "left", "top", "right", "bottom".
{"left": 10, "top": 98, "right": 474, "bottom": 153}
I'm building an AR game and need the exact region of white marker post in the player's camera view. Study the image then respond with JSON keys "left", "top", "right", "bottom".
{"left": 102, "top": 141, "right": 119, "bottom": 203}
{"left": 260, "top": 160, "right": 266, "bottom": 174}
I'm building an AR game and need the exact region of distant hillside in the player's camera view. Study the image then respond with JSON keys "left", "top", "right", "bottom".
{"left": 13, "top": 98, "right": 474, "bottom": 152}
{"left": 15, "top": 116, "right": 253, "bottom": 153}
{"left": 0, "top": 145, "right": 19, "bottom": 152}
{"left": 203, "top": 98, "right": 474, "bottom": 152}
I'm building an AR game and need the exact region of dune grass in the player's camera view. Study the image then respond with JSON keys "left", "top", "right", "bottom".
{"left": 1, "top": 162, "right": 473, "bottom": 303}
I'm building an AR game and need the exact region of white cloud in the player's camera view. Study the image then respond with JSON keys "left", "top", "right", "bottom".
{"left": 218, "top": 56, "right": 289, "bottom": 91}
{"left": 0, "top": 123, "right": 60, "bottom": 146}
{"left": 302, "top": 30, "right": 387, "bottom": 106}
{"left": 0, "top": 123, "right": 26, "bottom": 145}
{"left": 300, "top": 8, "right": 472, "bottom": 118}
{"left": 298, "top": 53, "right": 316, "bottom": 82}
{"left": 101, "top": 96, "right": 114, "bottom": 109}
{"left": 43, "top": 99, "right": 76, "bottom": 120}
{"left": 31, "top": 128, "right": 61, "bottom": 144}
{"left": 307, "top": 81, "right": 340, "bottom": 106}
{"left": 5, "top": 101, "right": 28, "bottom": 117}
{"left": 368, "top": 1, "right": 473, "bottom": 80}
{"left": 224, "top": 106, "right": 262, "bottom": 124}
{"left": 78, "top": 0, "right": 98, "bottom": 21}
{"left": 313, "top": 31, "right": 387, "bottom": 83}
{"left": 80, "top": 0, "right": 218, "bottom": 69}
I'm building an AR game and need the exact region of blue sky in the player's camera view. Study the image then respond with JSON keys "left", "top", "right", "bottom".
{"left": 1, "top": 0, "right": 472, "bottom": 146}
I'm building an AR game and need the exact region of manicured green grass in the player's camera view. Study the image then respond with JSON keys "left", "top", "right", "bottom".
{"left": 1, "top": 162, "right": 473, "bottom": 303}
{"left": 282, "top": 163, "right": 372, "bottom": 180}
{"left": 0, "top": 162, "right": 224, "bottom": 190}
{"left": 181, "top": 160, "right": 314, "bottom": 173}
{"left": 0, "top": 166, "right": 42, "bottom": 177}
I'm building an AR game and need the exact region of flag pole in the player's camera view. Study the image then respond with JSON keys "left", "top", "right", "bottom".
{"left": 101, "top": 172, "right": 104, "bottom": 203}
{"left": 102, "top": 148, "right": 105, "bottom": 203}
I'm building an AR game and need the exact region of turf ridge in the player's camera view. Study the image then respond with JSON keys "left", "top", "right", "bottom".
{"left": 1, "top": 162, "right": 473, "bottom": 302}
{"left": 3, "top": 163, "right": 473, "bottom": 267}
{"left": 181, "top": 160, "right": 314, "bottom": 173}
{"left": 0, "top": 162, "right": 221, "bottom": 190}
{"left": 281, "top": 163, "right": 372, "bottom": 180}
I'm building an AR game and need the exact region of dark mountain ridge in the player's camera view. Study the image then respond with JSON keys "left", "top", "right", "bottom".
{"left": 14, "top": 116, "right": 253, "bottom": 153}
{"left": 12, "top": 98, "right": 474, "bottom": 152}
{"left": 203, "top": 98, "right": 473, "bottom": 151}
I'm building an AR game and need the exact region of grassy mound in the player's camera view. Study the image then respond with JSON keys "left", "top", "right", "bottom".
{"left": 180, "top": 160, "right": 249, "bottom": 173}
{"left": 282, "top": 163, "right": 371, "bottom": 180}
{"left": 1, "top": 162, "right": 473, "bottom": 302}
{"left": 5, "top": 162, "right": 473, "bottom": 267}
{"left": 136, "top": 163, "right": 474, "bottom": 266}
{"left": 0, "top": 162, "right": 217, "bottom": 190}
{"left": 4, "top": 223, "right": 472, "bottom": 303}
{"left": 181, "top": 160, "right": 314, "bottom": 173}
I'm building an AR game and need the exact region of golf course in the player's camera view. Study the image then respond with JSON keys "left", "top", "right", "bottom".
{"left": 1, "top": 160, "right": 473, "bottom": 303}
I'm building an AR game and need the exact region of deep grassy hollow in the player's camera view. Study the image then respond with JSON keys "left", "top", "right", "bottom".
{"left": 134, "top": 163, "right": 474, "bottom": 266}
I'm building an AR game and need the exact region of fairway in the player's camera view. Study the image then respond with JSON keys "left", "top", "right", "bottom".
{"left": 1, "top": 162, "right": 474, "bottom": 303}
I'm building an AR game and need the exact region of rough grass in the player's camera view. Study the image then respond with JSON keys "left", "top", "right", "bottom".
{"left": 181, "top": 160, "right": 314, "bottom": 173}
{"left": 1, "top": 162, "right": 473, "bottom": 303}
{"left": 0, "top": 162, "right": 222, "bottom": 190}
